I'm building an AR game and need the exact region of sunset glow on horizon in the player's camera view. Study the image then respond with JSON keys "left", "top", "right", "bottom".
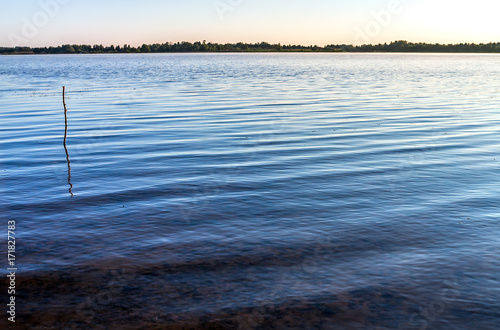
{"left": 1, "top": 0, "right": 499, "bottom": 47}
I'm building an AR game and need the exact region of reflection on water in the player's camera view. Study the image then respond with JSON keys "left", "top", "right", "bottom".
{"left": 62, "top": 86, "right": 73, "bottom": 197}
{"left": 0, "top": 53, "right": 499, "bottom": 328}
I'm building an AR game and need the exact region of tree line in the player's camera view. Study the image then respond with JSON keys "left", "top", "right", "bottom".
{"left": 1, "top": 40, "right": 499, "bottom": 54}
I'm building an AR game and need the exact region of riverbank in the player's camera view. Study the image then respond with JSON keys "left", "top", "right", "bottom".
{"left": 2, "top": 40, "right": 500, "bottom": 55}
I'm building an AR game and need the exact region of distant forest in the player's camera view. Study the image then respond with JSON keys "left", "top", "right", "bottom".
{"left": 1, "top": 40, "right": 500, "bottom": 54}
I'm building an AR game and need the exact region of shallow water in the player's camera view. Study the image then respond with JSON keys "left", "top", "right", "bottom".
{"left": 1, "top": 53, "right": 499, "bottom": 328}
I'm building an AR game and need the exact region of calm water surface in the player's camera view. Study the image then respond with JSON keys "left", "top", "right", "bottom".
{"left": 0, "top": 53, "right": 499, "bottom": 328}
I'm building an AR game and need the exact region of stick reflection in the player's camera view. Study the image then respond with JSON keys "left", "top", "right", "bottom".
{"left": 63, "top": 86, "right": 73, "bottom": 197}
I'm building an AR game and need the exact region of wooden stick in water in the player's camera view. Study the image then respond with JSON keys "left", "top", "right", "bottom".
{"left": 63, "top": 86, "right": 73, "bottom": 197}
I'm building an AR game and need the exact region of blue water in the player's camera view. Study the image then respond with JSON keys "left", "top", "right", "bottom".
{"left": 1, "top": 53, "right": 499, "bottom": 328}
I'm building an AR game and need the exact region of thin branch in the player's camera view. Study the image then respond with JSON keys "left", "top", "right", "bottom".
{"left": 63, "top": 86, "right": 73, "bottom": 197}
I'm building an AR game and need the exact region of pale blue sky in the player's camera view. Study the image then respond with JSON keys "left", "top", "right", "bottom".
{"left": 1, "top": 0, "right": 499, "bottom": 47}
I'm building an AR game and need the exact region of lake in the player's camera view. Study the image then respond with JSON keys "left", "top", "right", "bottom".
{"left": 0, "top": 53, "right": 499, "bottom": 328}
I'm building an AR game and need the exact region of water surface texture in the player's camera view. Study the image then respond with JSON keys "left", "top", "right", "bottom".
{"left": 1, "top": 53, "right": 499, "bottom": 328}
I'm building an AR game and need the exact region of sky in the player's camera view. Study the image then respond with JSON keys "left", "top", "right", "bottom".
{"left": 1, "top": 0, "right": 499, "bottom": 47}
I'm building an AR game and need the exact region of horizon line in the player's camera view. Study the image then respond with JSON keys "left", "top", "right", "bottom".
{"left": 2, "top": 40, "right": 500, "bottom": 49}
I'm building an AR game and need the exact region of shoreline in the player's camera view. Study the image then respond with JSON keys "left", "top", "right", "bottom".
{"left": 2, "top": 50, "right": 500, "bottom": 56}
{"left": 2, "top": 40, "right": 500, "bottom": 55}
